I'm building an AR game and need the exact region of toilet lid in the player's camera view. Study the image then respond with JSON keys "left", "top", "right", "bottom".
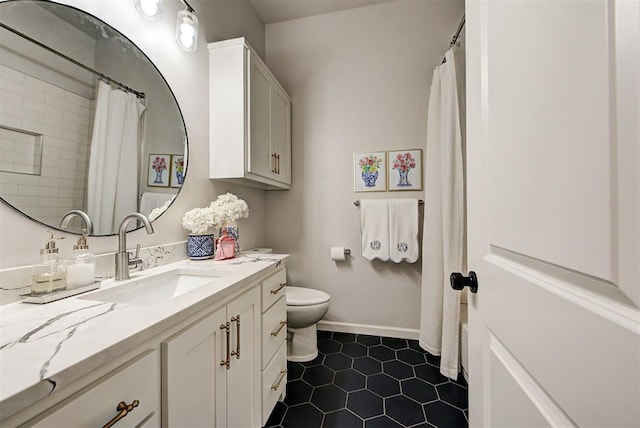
{"left": 286, "top": 287, "right": 331, "bottom": 306}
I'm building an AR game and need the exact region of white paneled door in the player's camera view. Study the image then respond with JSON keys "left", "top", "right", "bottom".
{"left": 466, "top": 0, "right": 639, "bottom": 426}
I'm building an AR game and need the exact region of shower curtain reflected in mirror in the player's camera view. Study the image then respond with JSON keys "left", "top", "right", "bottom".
{"left": 87, "top": 81, "right": 146, "bottom": 235}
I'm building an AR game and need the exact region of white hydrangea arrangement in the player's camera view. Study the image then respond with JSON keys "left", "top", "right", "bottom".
{"left": 182, "top": 207, "right": 217, "bottom": 235}
{"left": 148, "top": 196, "right": 176, "bottom": 221}
{"left": 182, "top": 193, "right": 249, "bottom": 235}
{"left": 209, "top": 192, "right": 249, "bottom": 225}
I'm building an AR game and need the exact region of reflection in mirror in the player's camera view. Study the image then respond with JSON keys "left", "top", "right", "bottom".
{"left": 0, "top": 0, "right": 187, "bottom": 235}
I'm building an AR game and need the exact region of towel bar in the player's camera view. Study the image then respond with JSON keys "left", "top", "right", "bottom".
{"left": 353, "top": 199, "right": 424, "bottom": 207}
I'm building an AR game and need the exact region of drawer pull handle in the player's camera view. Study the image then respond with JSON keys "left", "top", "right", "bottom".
{"left": 220, "top": 322, "right": 230, "bottom": 369}
{"left": 102, "top": 399, "right": 139, "bottom": 428}
{"left": 270, "top": 283, "right": 286, "bottom": 295}
{"left": 271, "top": 320, "right": 287, "bottom": 337}
{"left": 231, "top": 315, "right": 241, "bottom": 360}
{"left": 271, "top": 369, "right": 288, "bottom": 391}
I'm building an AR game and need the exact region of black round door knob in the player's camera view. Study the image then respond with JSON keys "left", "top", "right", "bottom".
{"left": 450, "top": 271, "right": 478, "bottom": 293}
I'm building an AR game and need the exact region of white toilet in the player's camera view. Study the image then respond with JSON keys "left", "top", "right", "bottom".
{"left": 286, "top": 286, "right": 331, "bottom": 362}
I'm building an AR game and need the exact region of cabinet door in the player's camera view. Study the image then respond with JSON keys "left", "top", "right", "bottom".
{"left": 248, "top": 50, "right": 273, "bottom": 180}
{"left": 163, "top": 307, "right": 227, "bottom": 428}
{"left": 226, "top": 286, "right": 261, "bottom": 428}
{"left": 271, "top": 85, "right": 291, "bottom": 185}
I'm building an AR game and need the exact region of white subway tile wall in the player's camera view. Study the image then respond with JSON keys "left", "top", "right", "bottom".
{"left": 0, "top": 64, "right": 92, "bottom": 226}
{"left": 0, "top": 127, "right": 42, "bottom": 175}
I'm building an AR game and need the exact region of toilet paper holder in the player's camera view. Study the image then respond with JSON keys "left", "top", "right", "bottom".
{"left": 330, "top": 247, "right": 351, "bottom": 261}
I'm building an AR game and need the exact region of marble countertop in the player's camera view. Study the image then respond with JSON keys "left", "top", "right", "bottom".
{"left": 0, "top": 253, "right": 288, "bottom": 422}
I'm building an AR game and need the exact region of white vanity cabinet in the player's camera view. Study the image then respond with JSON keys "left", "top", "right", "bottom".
{"left": 27, "top": 350, "right": 160, "bottom": 428}
{"left": 163, "top": 286, "right": 261, "bottom": 428}
{"left": 209, "top": 37, "right": 292, "bottom": 190}
{"left": 2, "top": 261, "right": 290, "bottom": 428}
{"left": 259, "top": 268, "right": 288, "bottom": 425}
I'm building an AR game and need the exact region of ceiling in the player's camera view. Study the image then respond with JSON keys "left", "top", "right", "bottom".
{"left": 249, "top": 0, "right": 395, "bottom": 24}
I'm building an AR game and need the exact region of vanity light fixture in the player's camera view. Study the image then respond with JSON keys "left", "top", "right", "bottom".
{"left": 134, "top": 0, "right": 163, "bottom": 20}
{"left": 176, "top": 0, "right": 199, "bottom": 52}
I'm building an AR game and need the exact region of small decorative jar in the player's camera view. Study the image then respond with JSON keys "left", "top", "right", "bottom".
{"left": 187, "top": 233, "right": 215, "bottom": 260}
{"left": 219, "top": 222, "right": 240, "bottom": 256}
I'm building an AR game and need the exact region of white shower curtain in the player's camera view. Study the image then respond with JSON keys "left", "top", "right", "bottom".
{"left": 419, "top": 47, "right": 465, "bottom": 379}
{"left": 87, "top": 81, "right": 146, "bottom": 234}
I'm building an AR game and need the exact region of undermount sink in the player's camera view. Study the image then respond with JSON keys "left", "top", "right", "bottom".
{"left": 79, "top": 269, "right": 229, "bottom": 306}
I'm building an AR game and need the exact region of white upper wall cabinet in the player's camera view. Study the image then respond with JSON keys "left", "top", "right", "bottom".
{"left": 209, "top": 38, "right": 292, "bottom": 190}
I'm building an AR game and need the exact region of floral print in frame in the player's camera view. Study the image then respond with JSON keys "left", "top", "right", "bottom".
{"left": 354, "top": 151, "right": 387, "bottom": 192}
{"left": 147, "top": 154, "right": 170, "bottom": 187}
{"left": 170, "top": 154, "right": 185, "bottom": 188}
{"left": 387, "top": 149, "right": 423, "bottom": 191}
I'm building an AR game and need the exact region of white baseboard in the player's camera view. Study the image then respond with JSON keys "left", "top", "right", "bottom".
{"left": 317, "top": 320, "right": 419, "bottom": 340}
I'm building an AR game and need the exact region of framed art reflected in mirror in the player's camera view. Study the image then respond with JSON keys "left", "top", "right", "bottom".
{"left": 147, "top": 154, "right": 170, "bottom": 188}
{"left": 170, "top": 155, "right": 185, "bottom": 188}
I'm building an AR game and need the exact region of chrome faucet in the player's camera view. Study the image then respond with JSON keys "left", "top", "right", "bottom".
{"left": 115, "top": 213, "right": 154, "bottom": 281}
{"left": 60, "top": 210, "right": 94, "bottom": 235}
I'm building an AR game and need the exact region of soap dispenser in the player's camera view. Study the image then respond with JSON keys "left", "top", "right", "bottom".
{"left": 66, "top": 229, "right": 96, "bottom": 289}
{"left": 31, "top": 232, "right": 66, "bottom": 295}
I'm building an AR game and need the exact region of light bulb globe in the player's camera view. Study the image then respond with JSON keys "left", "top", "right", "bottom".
{"left": 135, "top": 0, "right": 163, "bottom": 20}
{"left": 176, "top": 9, "right": 198, "bottom": 52}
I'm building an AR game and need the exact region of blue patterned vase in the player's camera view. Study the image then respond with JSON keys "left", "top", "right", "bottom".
{"left": 219, "top": 223, "right": 240, "bottom": 256}
{"left": 397, "top": 169, "right": 411, "bottom": 186}
{"left": 153, "top": 169, "right": 164, "bottom": 184}
{"left": 361, "top": 171, "right": 379, "bottom": 187}
{"left": 187, "top": 234, "right": 215, "bottom": 259}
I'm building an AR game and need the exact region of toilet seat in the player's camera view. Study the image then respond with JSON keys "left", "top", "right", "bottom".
{"left": 286, "top": 287, "right": 330, "bottom": 306}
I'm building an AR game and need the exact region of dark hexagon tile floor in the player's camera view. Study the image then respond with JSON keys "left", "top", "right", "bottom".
{"left": 264, "top": 331, "right": 468, "bottom": 428}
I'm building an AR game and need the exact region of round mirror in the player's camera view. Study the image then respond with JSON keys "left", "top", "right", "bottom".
{"left": 0, "top": 0, "right": 187, "bottom": 235}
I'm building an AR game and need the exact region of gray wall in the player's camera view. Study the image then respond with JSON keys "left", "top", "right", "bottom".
{"left": 264, "top": 0, "right": 464, "bottom": 334}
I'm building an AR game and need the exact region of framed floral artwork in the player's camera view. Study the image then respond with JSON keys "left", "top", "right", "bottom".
{"left": 170, "top": 154, "right": 185, "bottom": 188}
{"left": 147, "top": 154, "right": 170, "bottom": 187}
{"left": 387, "top": 149, "right": 423, "bottom": 191}
{"left": 354, "top": 151, "right": 387, "bottom": 192}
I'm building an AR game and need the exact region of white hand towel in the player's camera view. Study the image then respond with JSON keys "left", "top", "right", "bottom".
{"left": 389, "top": 199, "right": 419, "bottom": 263}
{"left": 360, "top": 199, "right": 390, "bottom": 261}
